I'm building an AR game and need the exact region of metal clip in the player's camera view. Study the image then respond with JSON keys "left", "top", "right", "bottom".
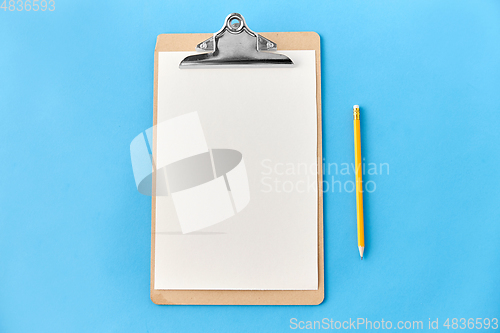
{"left": 179, "top": 13, "right": 293, "bottom": 68}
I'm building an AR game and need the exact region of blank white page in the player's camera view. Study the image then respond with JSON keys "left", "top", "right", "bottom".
{"left": 155, "top": 50, "right": 318, "bottom": 290}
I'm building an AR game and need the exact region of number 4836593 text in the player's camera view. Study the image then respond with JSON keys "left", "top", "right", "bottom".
{"left": 1, "top": 0, "right": 55, "bottom": 11}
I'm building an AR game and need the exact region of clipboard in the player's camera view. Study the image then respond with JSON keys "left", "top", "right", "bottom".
{"left": 150, "top": 13, "right": 323, "bottom": 305}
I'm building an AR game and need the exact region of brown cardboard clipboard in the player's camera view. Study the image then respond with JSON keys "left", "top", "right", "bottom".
{"left": 151, "top": 31, "right": 323, "bottom": 305}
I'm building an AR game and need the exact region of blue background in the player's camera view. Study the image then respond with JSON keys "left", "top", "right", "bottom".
{"left": 1, "top": 0, "right": 499, "bottom": 332}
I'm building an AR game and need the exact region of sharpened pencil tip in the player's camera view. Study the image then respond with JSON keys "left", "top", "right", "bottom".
{"left": 358, "top": 246, "right": 364, "bottom": 259}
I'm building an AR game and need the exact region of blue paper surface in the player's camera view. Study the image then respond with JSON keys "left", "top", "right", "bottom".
{"left": 0, "top": 0, "right": 499, "bottom": 332}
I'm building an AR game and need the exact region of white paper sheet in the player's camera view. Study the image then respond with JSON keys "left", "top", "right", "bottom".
{"left": 155, "top": 50, "right": 318, "bottom": 290}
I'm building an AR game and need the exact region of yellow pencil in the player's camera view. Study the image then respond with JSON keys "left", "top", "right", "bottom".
{"left": 353, "top": 105, "right": 365, "bottom": 260}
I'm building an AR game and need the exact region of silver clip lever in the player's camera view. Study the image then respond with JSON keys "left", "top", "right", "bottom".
{"left": 179, "top": 13, "right": 293, "bottom": 68}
